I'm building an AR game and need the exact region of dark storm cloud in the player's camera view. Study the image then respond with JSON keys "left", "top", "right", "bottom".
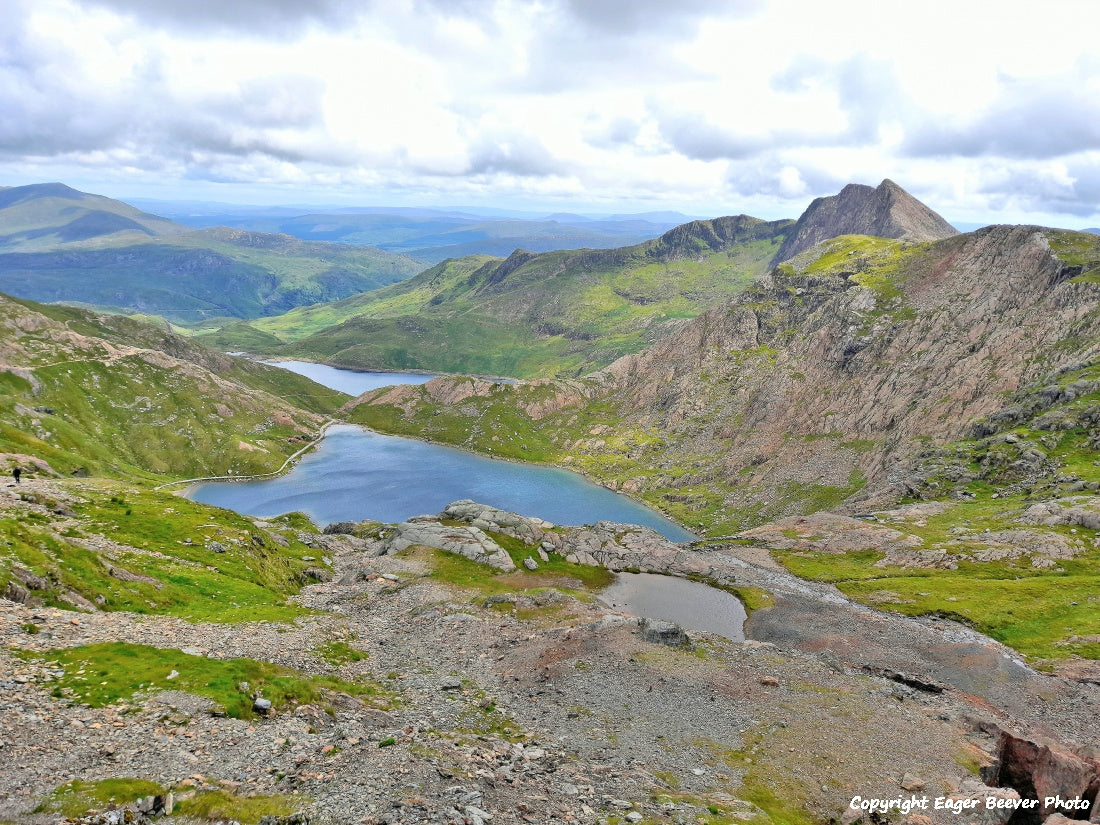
{"left": 904, "top": 74, "right": 1100, "bottom": 160}
{"left": 74, "top": 0, "right": 360, "bottom": 36}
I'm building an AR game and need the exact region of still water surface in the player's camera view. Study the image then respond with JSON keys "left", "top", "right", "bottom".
{"left": 267, "top": 360, "right": 435, "bottom": 397}
{"left": 599, "top": 572, "right": 747, "bottom": 641}
{"left": 191, "top": 366, "right": 694, "bottom": 541}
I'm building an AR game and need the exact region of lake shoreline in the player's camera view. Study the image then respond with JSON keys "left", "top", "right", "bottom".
{"left": 188, "top": 422, "right": 695, "bottom": 541}
{"left": 248, "top": 360, "right": 697, "bottom": 538}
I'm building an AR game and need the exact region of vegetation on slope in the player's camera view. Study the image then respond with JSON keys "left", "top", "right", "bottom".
{"left": 0, "top": 230, "right": 421, "bottom": 323}
{"left": 1, "top": 481, "right": 333, "bottom": 622}
{"left": 348, "top": 228, "right": 1100, "bottom": 533}
{"left": 23, "top": 641, "right": 392, "bottom": 718}
{"left": 201, "top": 215, "right": 793, "bottom": 377}
{"left": 0, "top": 182, "right": 184, "bottom": 253}
{"left": 767, "top": 357, "right": 1100, "bottom": 663}
{"left": 0, "top": 293, "right": 348, "bottom": 480}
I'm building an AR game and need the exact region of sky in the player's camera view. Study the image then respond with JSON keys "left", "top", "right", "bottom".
{"left": 2, "top": 0, "right": 1099, "bottom": 226}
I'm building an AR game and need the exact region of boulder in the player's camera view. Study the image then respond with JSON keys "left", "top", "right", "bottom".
{"left": 639, "top": 617, "right": 689, "bottom": 646}
{"left": 380, "top": 521, "right": 516, "bottom": 571}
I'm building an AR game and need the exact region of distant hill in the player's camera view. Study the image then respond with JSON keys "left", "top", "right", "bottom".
{"left": 0, "top": 182, "right": 185, "bottom": 252}
{"left": 1087, "top": 227, "right": 1100, "bottom": 235}
{"left": 0, "top": 185, "right": 423, "bottom": 322}
{"left": 143, "top": 202, "right": 693, "bottom": 264}
{"left": 773, "top": 179, "right": 958, "bottom": 263}
{"left": 201, "top": 214, "right": 794, "bottom": 377}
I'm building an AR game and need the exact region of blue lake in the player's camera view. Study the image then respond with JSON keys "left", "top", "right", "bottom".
{"left": 266, "top": 360, "right": 435, "bottom": 397}
{"left": 191, "top": 369, "right": 695, "bottom": 541}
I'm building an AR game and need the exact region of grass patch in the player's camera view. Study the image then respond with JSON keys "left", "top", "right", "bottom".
{"left": 417, "top": 543, "right": 613, "bottom": 600}
{"left": 0, "top": 479, "right": 324, "bottom": 623}
{"left": 24, "top": 642, "right": 394, "bottom": 719}
{"left": 36, "top": 778, "right": 164, "bottom": 818}
{"left": 173, "top": 790, "right": 301, "bottom": 824}
{"left": 316, "top": 639, "right": 367, "bottom": 666}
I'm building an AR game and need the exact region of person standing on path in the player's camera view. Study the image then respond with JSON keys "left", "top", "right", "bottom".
{"left": 11, "top": 467, "right": 20, "bottom": 484}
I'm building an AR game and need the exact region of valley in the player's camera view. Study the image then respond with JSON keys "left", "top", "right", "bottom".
{"left": 0, "top": 180, "right": 1098, "bottom": 825}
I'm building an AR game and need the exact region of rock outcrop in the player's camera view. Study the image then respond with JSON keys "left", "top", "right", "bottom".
{"left": 773, "top": 178, "right": 958, "bottom": 263}
{"left": 379, "top": 520, "right": 517, "bottom": 571}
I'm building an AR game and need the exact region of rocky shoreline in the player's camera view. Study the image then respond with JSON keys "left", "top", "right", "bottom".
{"left": 2, "top": 493, "right": 1098, "bottom": 825}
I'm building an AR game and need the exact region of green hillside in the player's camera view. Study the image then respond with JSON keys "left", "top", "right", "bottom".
{"left": 0, "top": 182, "right": 184, "bottom": 252}
{"left": 203, "top": 214, "right": 793, "bottom": 377}
{"left": 0, "top": 293, "right": 347, "bottom": 480}
{"left": 0, "top": 227, "right": 421, "bottom": 323}
{"left": 0, "top": 183, "right": 423, "bottom": 321}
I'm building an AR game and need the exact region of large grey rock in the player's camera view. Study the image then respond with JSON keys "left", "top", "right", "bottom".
{"left": 442, "top": 499, "right": 554, "bottom": 546}
{"left": 380, "top": 521, "right": 516, "bottom": 571}
{"left": 639, "top": 617, "right": 689, "bottom": 646}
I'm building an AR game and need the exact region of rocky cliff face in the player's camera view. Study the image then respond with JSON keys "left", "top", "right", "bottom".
{"left": 353, "top": 225, "right": 1100, "bottom": 531}
{"left": 773, "top": 178, "right": 958, "bottom": 263}
{"left": 589, "top": 225, "right": 1099, "bottom": 522}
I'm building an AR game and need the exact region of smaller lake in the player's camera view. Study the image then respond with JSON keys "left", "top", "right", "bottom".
{"left": 599, "top": 573, "right": 746, "bottom": 641}
{"left": 268, "top": 360, "right": 435, "bottom": 397}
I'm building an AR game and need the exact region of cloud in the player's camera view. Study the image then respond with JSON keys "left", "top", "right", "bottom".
{"left": 904, "top": 71, "right": 1100, "bottom": 160}
{"left": 973, "top": 159, "right": 1100, "bottom": 218}
{"left": 73, "top": 0, "right": 361, "bottom": 37}
{"left": 561, "top": 0, "right": 761, "bottom": 34}
{"left": 463, "top": 137, "right": 563, "bottom": 178}
{"left": 725, "top": 156, "right": 848, "bottom": 200}
{"left": 656, "top": 113, "right": 769, "bottom": 162}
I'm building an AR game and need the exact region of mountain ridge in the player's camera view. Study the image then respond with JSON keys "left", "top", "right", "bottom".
{"left": 348, "top": 224, "right": 1100, "bottom": 531}
{"left": 206, "top": 214, "right": 794, "bottom": 376}
{"left": 773, "top": 178, "right": 958, "bottom": 263}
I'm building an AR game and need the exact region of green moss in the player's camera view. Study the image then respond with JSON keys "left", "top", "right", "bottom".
{"left": 22, "top": 642, "right": 394, "bottom": 719}
{"left": 316, "top": 640, "right": 367, "bottom": 666}
{"left": 36, "top": 778, "right": 164, "bottom": 818}
{"left": 173, "top": 790, "right": 301, "bottom": 824}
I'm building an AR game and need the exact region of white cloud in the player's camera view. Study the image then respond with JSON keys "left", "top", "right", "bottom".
{"left": 0, "top": 0, "right": 1098, "bottom": 224}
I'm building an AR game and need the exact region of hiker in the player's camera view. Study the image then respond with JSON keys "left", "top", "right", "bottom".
{"left": 12, "top": 467, "right": 21, "bottom": 484}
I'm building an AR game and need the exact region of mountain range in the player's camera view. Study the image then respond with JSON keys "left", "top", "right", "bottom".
{"left": 202, "top": 214, "right": 795, "bottom": 376}
{"left": 204, "top": 179, "right": 961, "bottom": 379}
{"left": 134, "top": 199, "right": 697, "bottom": 264}
{"left": 1, "top": 178, "right": 1099, "bottom": 825}
{"left": 0, "top": 183, "right": 421, "bottom": 321}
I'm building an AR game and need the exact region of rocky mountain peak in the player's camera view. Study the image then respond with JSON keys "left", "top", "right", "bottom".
{"left": 773, "top": 178, "right": 958, "bottom": 264}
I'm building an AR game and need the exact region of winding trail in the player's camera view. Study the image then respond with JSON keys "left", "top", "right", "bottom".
{"left": 153, "top": 418, "right": 338, "bottom": 491}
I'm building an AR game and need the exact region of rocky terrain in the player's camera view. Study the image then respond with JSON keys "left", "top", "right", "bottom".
{"left": 349, "top": 223, "right": 1100, "bottom": 533}
{"left": 772, "top": 180, "right": 958, "bottom": 264}
{"left": 2, "top": 487, "right": 1098, "bottom": 825}
{"left": 2, "top": 181, "right": 1098, "bottom": 825}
